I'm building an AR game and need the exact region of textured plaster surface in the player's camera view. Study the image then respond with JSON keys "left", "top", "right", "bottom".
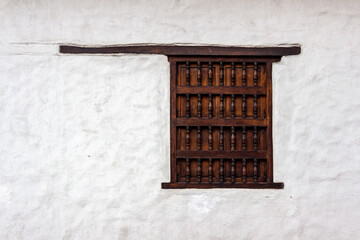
{"left": 0, "top": 0, "right": 360, "bottom": 239}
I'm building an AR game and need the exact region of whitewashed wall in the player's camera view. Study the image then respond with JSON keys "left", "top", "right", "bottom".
{"left": 0, "top": 0, "right": 359, "bottom": 239}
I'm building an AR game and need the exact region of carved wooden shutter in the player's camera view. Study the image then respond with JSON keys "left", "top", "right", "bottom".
{"left": 163, "top": 56, "right": 283, "bottom": 189}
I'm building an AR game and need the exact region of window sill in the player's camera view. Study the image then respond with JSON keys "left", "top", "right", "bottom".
{"left": 162, "top": 182, "right": 284, "bottom": 189}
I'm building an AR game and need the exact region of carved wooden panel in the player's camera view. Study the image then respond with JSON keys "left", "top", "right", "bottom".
{"left": 163, "top": 56, "right": 284, "bottom": 189}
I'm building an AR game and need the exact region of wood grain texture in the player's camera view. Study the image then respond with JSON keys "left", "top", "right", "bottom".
{"left": 60, "top": 45, "right": 300, "bottom": 57}
{"left": 159, "top": 56, "right": 286, "bottom": 189}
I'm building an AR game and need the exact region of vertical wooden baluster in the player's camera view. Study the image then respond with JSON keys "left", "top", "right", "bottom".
{"left": 208, "top": 126, "right": 213, "bottom": 150}
{"left": 242, "top": 126, "right": 246, "bottom": 150}
{"left": 254, "top": 126, "right": 258, "bottom": 151}
{"left": 220, "top": 159, "right": 224, "bottom": 183}
{"left": 197, "top": 126, "right": 201, "bottom": 150}
{"left": 209, "top": 158, "right": 213, "bottom": 183}
{"left": 197, "top": 61, "right": 201, "bottom": 86}
{"left": 186, "top": 158, "right": 190, "bottom": 183}
{"left": 197, "top": 158, "right": 202, "bottom": 183}
{"left": 231, "top": 62, "right": 235, "bottom": 86}
{"left": 231, "top": 126, "right": 235, "bottom": 150}
{"left": 208, "top": 94, "right": 212, "bottom": 118}
{"left": 220, "top": 94, "right": 224, "bottom": 118}
{"left": 231, "top": 94, "right": 235, "bottom": 118}
{"left": 220, "top": 126, "right": 224, "bottom": 150}
{"left": 242, "top": 158, "right": 247, "bottom": 183}
{"left": 208, "top": 62, "right": 212, "bottom": 86}
{"left": 220, "top": 62, "right": 224, "bottom": 86}
{"left": 253, "top": 62, "right": 258, "bottom": 87}
{"left": 197, "top": 94, "right": 201, "bottom": 118}
{"left": 254, "top": 159, "right": 258, "bottom": 183}
{"left": 253, "top": 94, "right": 257, "bottom": 118}
{"left": 263, "top": 109, "right": 266, "bottom": 119}
{"left": 186, "top": 126, "right": 190, "bottom": 150}
{"left": 186, "top": 94, "right": 190, "bottom": 118}
{"left": 242, "top": 62, "right": 246, "bottom": 86}
{"left": 242, "top": 94, "right": 246, "bottom": 118}
{"left": 231, "top": 158, "right": 235, "bottom": 183}
{"left": 186, "top": 61, "right": 190, "bottom": 86}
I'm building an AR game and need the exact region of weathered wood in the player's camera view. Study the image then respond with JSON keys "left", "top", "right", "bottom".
{"left": 162, "top": 182, "right": 284, "bottom": 189}
{"left": 208, "top": 126, "right": 213, "bottom": 150}
{"left": 60, "top": 45, "right": 301, "bottom": 57}
{"left": 220, "top": 126, "right": 224, "bottom": 150}
{"left": 208, "top": 62, "right": 213, "bottom": 86}
{"left": 176, "top": 150, "right": 267, "bottom": 158}
{"left": 197, "top": 158, "right": 202, "bottom": 183}
{"left": 175, "top": 118, "right": 267, "bottom": 126}
{"left": 176, "top": 86, "right": 266, "bottom": 95}
{"left": 220, "top": 159, "right": 224, "bottom": 183}
{"left": 163, "top": 57, "right": 288, "bottom": 189}
{"left": 231, "top": 158, "right": 235, "bottom": 183}
{"left": 209, "top": 158, "right": 213, "bottom": 183}
{"left": 242, "top": 158, "right": 247, "bottom": 183}
{"left": 186, "top": 126, "right": 190, "bottom": 150}
{"left": 231, "top": 126, "right": 235, "bottom": 150}
{"left": 186, "top": 158, "right": 190, "bottom": 183}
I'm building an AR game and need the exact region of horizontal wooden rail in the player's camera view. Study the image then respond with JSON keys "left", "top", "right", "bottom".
{"left": 176, "top": 86, "right": 266, "bottom": 95}
{"left": 59, "top": 45, "right": 301, "bottom": 57}
{"left": 176, "top": 150, "right": 267, "bottom": 158}
{"left": 162, "top": 182, "right": 284, "bottom": 189}
{"left": 175, "top": 118, "right": 267, "bottom": 126}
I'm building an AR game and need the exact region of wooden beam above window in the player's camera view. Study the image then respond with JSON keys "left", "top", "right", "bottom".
{"left": 59, "top": 44, "right": 301, "bottom": 57}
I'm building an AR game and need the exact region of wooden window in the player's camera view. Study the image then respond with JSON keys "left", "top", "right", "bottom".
{"left": 59, "top": 45, "right": 300, "bottom": 189}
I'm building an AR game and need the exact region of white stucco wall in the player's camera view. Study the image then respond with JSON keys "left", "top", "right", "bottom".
{"left": 1, "top": 0, "right": 359, "bottom": 239}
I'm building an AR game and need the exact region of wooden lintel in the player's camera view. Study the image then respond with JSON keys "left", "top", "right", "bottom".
{"left": 59, "top": 45, "right": 301, "bottom": 57}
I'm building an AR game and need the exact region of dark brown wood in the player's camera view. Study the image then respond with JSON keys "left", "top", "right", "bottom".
{"left": 162, "top": 182, "right": 284, "bottom": 189}
{"left": 197, "top": 126, "right": 201, "bottom": 150}
{"left": 197, "top": 158, "right": 202, "bottom": 183}
{"left": 254, "top": 126, "right": 258, "bottom": 151}
{"left": 220, "top": 94, "right": 224, "bottom": 118}
{"left": 220, "top": 159, "right": 224, "bottom": 183}
{"left": 242, "top": 95, "right": 246, "bottom": 118}
{"left": 175, "top": 118, "right": 267, "bottom": 126}
{"left": 254, "top": 158, "right": 258, "bottom": 183}
{"left": 208, "top": 94, "right": 213, "bottom": 118}
{"left": 197, "top": 94, "right": 201, "bottom": 118}
{"left": 231, "top": 94, "right": 235, "bottom": 118}
{"left": 254, "top": 94, "right": 258, "bottom": 118}
{"left": 220, "top": 62, "right": 224, "bottom": 86}
{"left": 220, "top": 126, "right": 224, "bottom": 150}
{"left": 186, "top": 126, "right": 190, "bottom": 150}
{"left": 208, "top": 126, "right": 213, "bottom": 150}
{"left": 231, "top": 62, "right": 235, "bottom": 86}
{"left": 231, "top": 126, "right": 235, "bottom": 150}
{"left": 208, "top": 62, "right": 213, "bottom": 86}
{"left": 163, "top": 57, "right": 288, "bottom": 189}
{"left": 242, "top": 158, "right": 247, "bottom": 183}
{"left": 186, "top": 61, "right": 190, "bottom": 86}
{"left": 231, "top": 158, "right": 235, "bottom": 183}
{"left": 186, "top": 94, "right": 190, "bottom": 118}
{"left": 209, "top": 158, "right": 213, "bottom": 183}
{"left": 176, "top": 150, "right": 267, "bottom": 158}
{"left": 176, "top": 86, "right": 267, "bottom": 95}
{"left": 60, "top": 45, "right": 301, "bottom": 57}
{"left": 254, "top": 62, "right": 258, "bottom": 86}
{"left": 242, "top": 62, "right": 246, "bottom": 86}
{"left": 197, "top": 62, "right": 201, "bottom": 86}
{"left": 242, "top": 126, "right": 246, "bottom": 150}
{"left": 186, "top": 158, "right": 190, "bottom": 183}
